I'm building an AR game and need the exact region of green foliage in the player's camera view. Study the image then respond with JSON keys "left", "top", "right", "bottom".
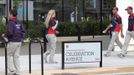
{"left": 57, "top": 18, "right": 109, "bottom": 36}
{"left": 13, "top": 0, "right": 21, "bottom": 9}
{"left": 57, "top": 22, "right": 77, "bottom": 36}
{"left": 0, "top": 17, "right": 109, "bottom": 39}
{"left": 0, "top": 21, "right": 7, "bottom": 35}
{"left": 23, "top": 17, "right": 109, "bottom": 38}
{"left": 0, "top": 21, "right": 7, "bottom": 43}
{"left": 23, "top": 21, "right": 45, "bottom": 38}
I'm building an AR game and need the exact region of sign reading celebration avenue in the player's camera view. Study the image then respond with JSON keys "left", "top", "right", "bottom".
{"left": 62, "top": 41, "right": 102, "bottom": 69}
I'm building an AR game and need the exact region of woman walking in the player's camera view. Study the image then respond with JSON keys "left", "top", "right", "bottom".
{"left": 44, "top": 9, "right": 58, "bottom": 64}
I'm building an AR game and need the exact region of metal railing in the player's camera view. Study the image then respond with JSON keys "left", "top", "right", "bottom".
{"left": 1, "top": 37, "right": 8, "bottom": 75}
{"left": 29, "top": 38, "right": 44, "bottom": 75}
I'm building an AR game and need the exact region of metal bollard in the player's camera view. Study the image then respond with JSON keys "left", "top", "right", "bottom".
{"left": 1, "top": 37, "right": 8, "bottom": 75}
{"left": 28, "top": 38, "right": 44, "bottom": 75}
{"left": 4, "top": 42, "right": 8, "bottom": 75}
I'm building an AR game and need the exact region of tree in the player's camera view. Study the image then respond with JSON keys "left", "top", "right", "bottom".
{"left": 104, "top": 0, "right": 116, "bottom": 9}
{"left": 13, "top": 0, "right": 20, "bottom": 9}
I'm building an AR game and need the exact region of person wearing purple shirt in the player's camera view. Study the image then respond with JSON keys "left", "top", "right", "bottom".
{"left": 7, "top": 17, "right": 24, "bottom": 42}
{"left": 6, "top": 9, "right": 24, "bottom": 75}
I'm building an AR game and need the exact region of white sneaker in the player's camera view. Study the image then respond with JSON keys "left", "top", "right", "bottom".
{"left": 44, "top": 54, "right": 48, "bottom": 63}
{"left": 118, "top": 53, "right": 126, "bottom": 58}
{"left": 13, "top": 73, "right": 20, "bottom": 75}
{"left": 125, "top": 52, "right": 128, "bottom": 54}
{"left": 44, "top": 59, "right": 48, "bottom": 63}
{"left": 104, "top": 52, "right": 111, "bottom": 57}
{"left": 44, "top": 57, "right": 48, "bottom": 63}
{"left": 8, "top": 71, "right": 16, "bottom": 75}
{"left": 48, "top": 61, "right": 58, "bottom": 64}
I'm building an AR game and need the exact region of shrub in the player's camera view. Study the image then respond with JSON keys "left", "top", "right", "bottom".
{"left": 0, "top": 21, "right": 7, "bottom": 35}
{"left": 23, "top": 21, "right": 44, "bottom": 38}
{"left": 0, "top": 21, "right": 7, "bottom": 44}
{"left": 0, "top": 17, "right": 109, "bottom": 38}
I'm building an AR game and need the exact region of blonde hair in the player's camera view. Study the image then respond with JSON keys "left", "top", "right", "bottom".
{"left": 45, "top": 9, "right": 56, "bottom": 28}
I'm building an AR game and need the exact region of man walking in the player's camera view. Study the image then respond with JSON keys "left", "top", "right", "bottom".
{"left": 103, "top": 7, "right": 124, "bottom": 57}
{"left": 118, "top": 6, "right": 134, "bottom": 58}
{"left": 6, "top": 9, "right": 25, "bottom": 75}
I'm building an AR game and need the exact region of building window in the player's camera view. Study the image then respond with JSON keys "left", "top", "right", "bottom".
{"left": 85, "top": 0, "right": 96, "bottom": 9}
{"left": 0, "top": 5, "right": 5, "bottom": 16}
{"left": 102, "top": 0, "right": 115, "bottom": 9}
